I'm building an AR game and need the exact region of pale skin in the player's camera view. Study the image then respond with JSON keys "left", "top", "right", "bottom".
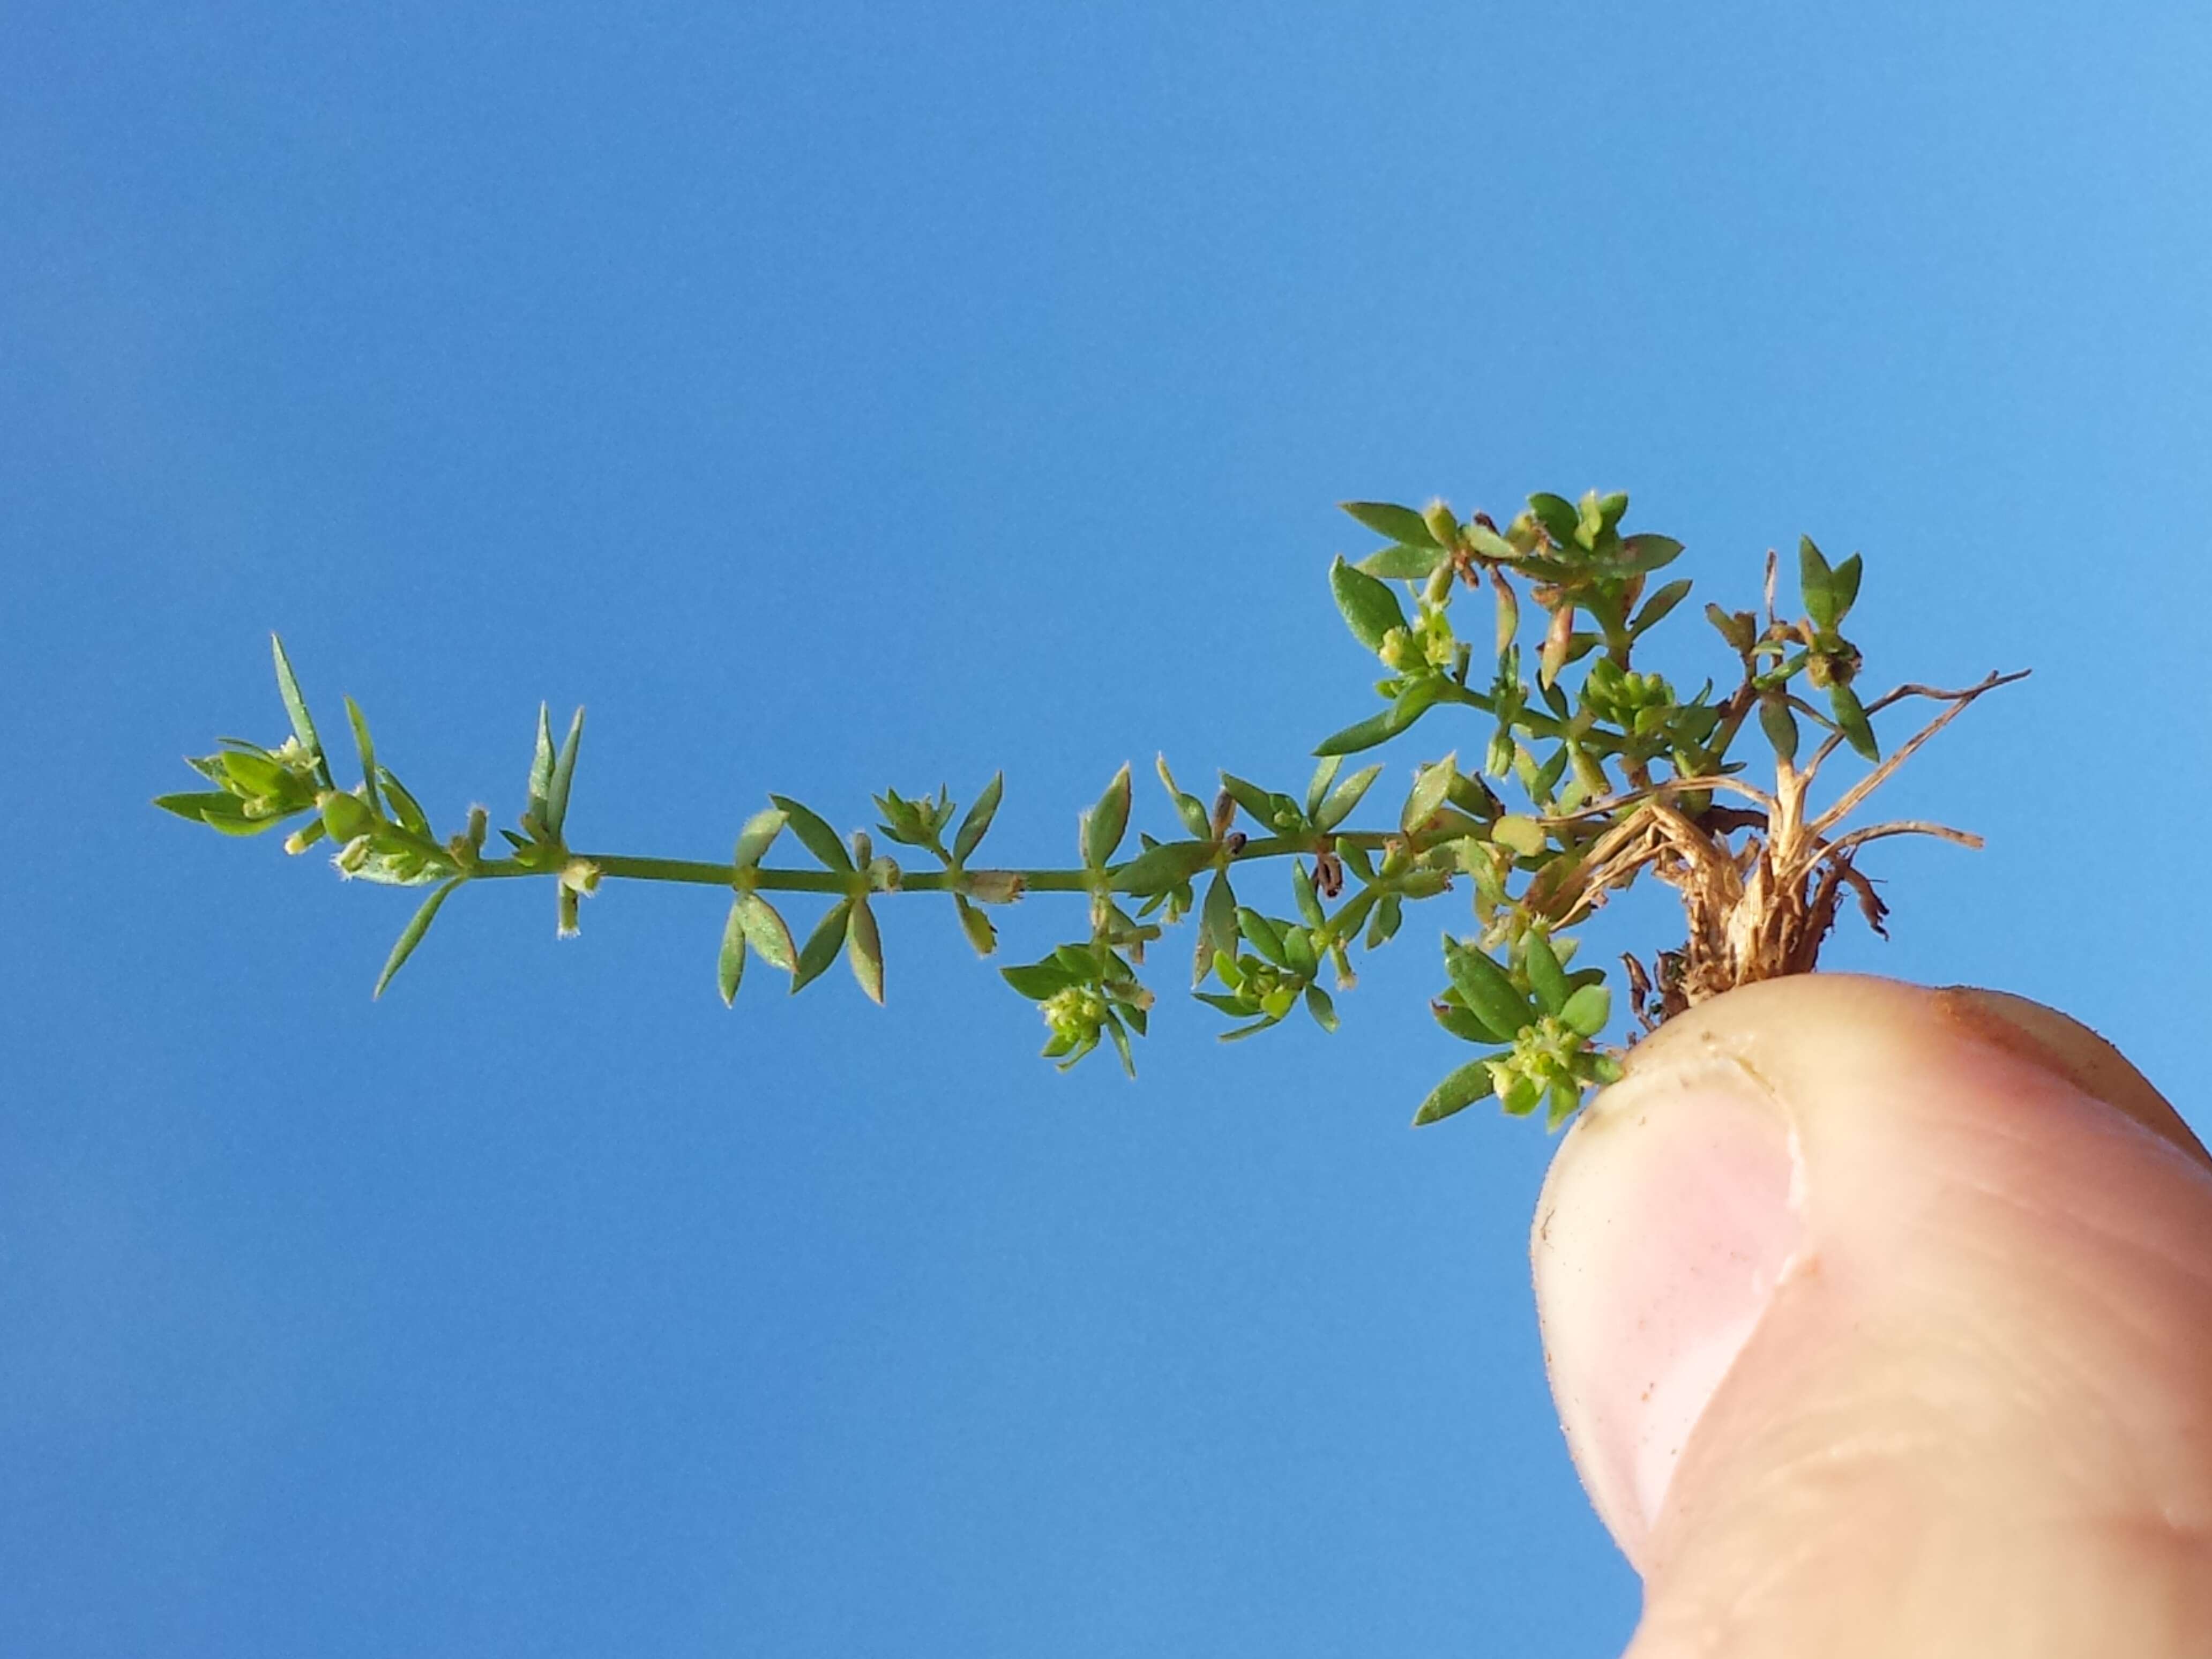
{"left": 1533, "top": 975, "right": 2212, "bottom": 1658}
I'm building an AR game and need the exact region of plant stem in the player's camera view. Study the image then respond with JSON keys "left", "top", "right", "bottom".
{"left": 465, "top": 833, "right": 1406, "bottom": 895}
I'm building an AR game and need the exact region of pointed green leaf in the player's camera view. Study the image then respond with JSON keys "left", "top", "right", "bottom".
{"left": 1236, "top": 908, "right": 1288, "bottom": 967}
{"left": 955, "top": 893, "right": 998, "bottom": 956}
{"left": 1157, "top": 757, "right": 1211, "bottom": 841}
{"left": 768, "top": 795, "right": 855, "bottom": 872}
{"left": 733, "top": 808, "right": 788, "bottom": 870}
{"left": 734, "top": 891, "right": 797, "bottom": 972}
{"left": 373, "top": 877, "right": 464, "bottom": 999}
{"left": 1313, "top": 761, "right": 1383, "bottom": 831}
{"left": 1830, "top": 552, "right": 1864, "bottom": 621}
{"left": 1413, "top": 1056, "right": 1500, "bottom": 1126}
{"left": 1003, "top": 958, "right": 1078, "bottom": 1000}
{"left": 1560, "top": 982, "right": 1612, "bottom": 1036}
{"left": 526, "top": 702, "right": 554, "bottom": 826}
{"left": 344, "top": 697, "right": 382, "bottom": 815}
{"left": 1828, "top": 681, "right": 1880, "bottom": 762}
{"left": 378, "top": 767, "right": 431, "bottom": 839}
{"left": 269, "top": 634, "right": 322, "bottom": 767}
{"left": 952, "top": 771, "right": 1004, "bottom": 864}
{"left": 846, "top": 897, "right": 885, "bottom": 1004}
{"left": 1081, "top": 763, "right": 1133, "bottom": 870}
{"left": 1432, "top": 998, "right": 1506, "bottom": 1044}
{"left": 1328, "top": 556, "right": 1408, "bottom": 654}
{"left": 545, "top": 707, "right": 585, "bottom": 838}
{"left": 791, "top": 898, "right": 851, "bottom": 992}
{"left": 1304, "top": 754, "right": 1341, "bottom": 819}
{"left": 1112, "top": 839, "right": 1214, "bottom": 897}
{"left": 1340, "top": 500, "right": 1436, "bottom": 547}
{"left": 1758, "top": 693, "right": 1800, "bottom": 765}
{"left": 1630, "top": 578, "right": 1693, "bottom": 639}
{"left": 717, "top": 899, "right": 749, "bottom": 1006}
{"left": 1525, "top": 930, "right": 1571, "bottom": 1015}
{"left": 154, "top": 790, "right": 290, "bottom": 835}
{"left": 1444, "top": 937, "right": 1534, "bottom": 1040}
{"left": 1355, "top": 544, "right": 1446, "bottom": 580}
{"left": 1799, "top": 536, "right": 1839, "bottom": 631}
{"left": 1291, "top": 861, "right": 1325, "bottom": 928}
{"left": 1303, "top": 982, "right": 1339, "bottom": 1033}
{"left": 1401, "top": 753, "right": 1456, "bottom": 836}
{"left": 1196, "top": 871, "right": 1238, "bottom": 986}
{"left": 1104, "top": 1010, "right": 1136, "bottom": 1077}
{"left": 1616, "top": 534, "right": 1683, "bottom": 574}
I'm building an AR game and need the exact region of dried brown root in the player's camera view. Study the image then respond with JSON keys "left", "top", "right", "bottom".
{"left": 1547, "top": 669, "right": 2024, "bottom": 1024}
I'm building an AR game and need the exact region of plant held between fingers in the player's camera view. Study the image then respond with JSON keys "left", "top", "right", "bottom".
{"left": 157, "top": 490, "right": 2022, "bottom": 1129}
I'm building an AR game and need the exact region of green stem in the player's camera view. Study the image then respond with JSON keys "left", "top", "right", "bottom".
{"left": 467, "top": 833, "right": 1405, "bottom": 895}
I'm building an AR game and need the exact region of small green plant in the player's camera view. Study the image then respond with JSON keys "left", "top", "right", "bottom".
{"left": 157, "top": 490, "right": 2021, "bottom": 1127}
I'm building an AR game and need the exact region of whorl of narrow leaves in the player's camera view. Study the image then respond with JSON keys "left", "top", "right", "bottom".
{"left": 159, "top": 488, "right": 2022, "bottom": 1132}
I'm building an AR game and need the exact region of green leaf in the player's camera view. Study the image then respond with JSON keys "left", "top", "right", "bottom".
{"left": 320, "top": 789, "right": 376, "bottom": 843}
{"left": 1401, "top": 752, "right": 1456, "bottom": 836}
{"left": 1560, "top": 982, "right": 1612, "bottom": 1037}
{"left": 952, "top": 771, "right": 1004, "bottom": 864}
{"left": 1303, "top": 982, "right": 1339, "bottom": 1033}
{"left": 955, "top": 894, "right": 997, "bottom": 956}
{"left": 378, "top": 767, "right": 431, "bottom": 839}
{"left": 768, "top": 795, "right": 855, "bottom": 872}
{"left": 1617, "top": 534, "right": 1684, "bottom": 574}
{"left": 733, "top": 808, "right": 788, "bottom": 870}
{"left": 527, "top": 702, "right": 554, "bottom": 826}
{"left": 1236, "top": 908, "right": 1288, "bottom": 967}
{"left": 1082, "top": 763, "right": 1133, "bottom": 870}
{"left": 373, "top": 877, "right": 464, "bottom": 999}
{"left": 1355, "top": 544, "right": 1446, "bottom": 580}
{"left": 1340, "top": 500, "right": 1437, "bottom": 547}
{"left": 717, "top": 898, "right": 749, "bottom": 1006}
{"left": 1526, "top": 493, "right": 1579, "bottom": 545}
{"left": 1444, "top": 937, "right": 1534, "bottom": 1040}
{"left": 1799, "top": 536, "right": 1839, "bottom": 631}
{"left": 1304, "top": 754, "right": 1341, "bottom": 819}
{"left": 1003, "top": 958, "right": 1078, "bottom": 1000}
{"left": 1830, "top": 552, "right": 1864, "bottom": 621}
{"left": 733, "top": 891, "right": 797, "bottom": 972}
{"left": 1758, "top": 693, "right": 1800, "bottom": 765}
{"left": 1313, "top": 676, "right": 1442, "bottom": 756}
{"left": 269, "top": 634, "right": 322, "bottom": 768}
{"left": 1630, "top": 578, "right": 1693, "bottom": 638}
{"left": 1706, "top": 602, "right": 1757, "bottom": 654}
{"left": 1314, "top": 761, "right": 1383, "bottom": 831}
{"left": 1525, "top": 930, "right": 1571, "bottom": 1015}
{"left": 1291, "top": 861, "right": 1325, "bottom": 928}
{"left": 1195, "top": 871, "right": 1238, "bottom": 985}
{"left": 791, "top": 899, "right": 852, "bottom": 992}
{"left": 1159, "top": 757, "right": 1212, "bottom": 840}
{"left": 1491, "top": 814, "right": 1547, "bottom": 857}
{"left": 1100, "top": 1009, "right": 1136, "bottom": 1076}
{"left": 1828, "top": 681, "right": 1880, "bottom": 762}
{"left": 1328, "top": 556, "right": 1408, "bottom": 654}
{"left": 545, "top": 707, "right": 585, "bottom": 838}
{"left": 154, "top": 790, "right": 289, "bottom": 835}
{"left": 1113, "top": 839, "right": 1213, "bottom": 896}
{"left": 1413, "top": 1056, "right": 1500, "bottom": 1126}
{"left": 345, "top": 696, "right": 382, "bottom": 815}
{"left": 1217, "top": 773, "right": 1280, "bottom": 829}
{"left": 1432, "top": 998, "right": 1505, "bottom": 1044}
{"left": 846, "top": 897, "right": 885, "bottom": 1004}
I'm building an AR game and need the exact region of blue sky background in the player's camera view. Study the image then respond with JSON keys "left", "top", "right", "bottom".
{"left": 5, "top": 4, "right": 2209, "bottom": 1654}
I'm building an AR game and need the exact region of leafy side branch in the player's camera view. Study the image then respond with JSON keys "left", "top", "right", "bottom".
{"left": 157, "top": 491, "right": 2022, "bottom": 1129}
